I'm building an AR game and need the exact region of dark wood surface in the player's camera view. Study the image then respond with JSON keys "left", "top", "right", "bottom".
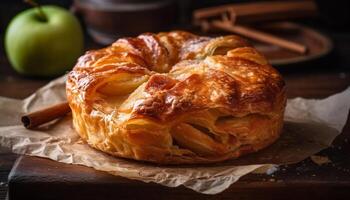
{"left": 1, "top": 30, "right": 350, "bottom": 199}
{"left": 7, "top": 153, "right": 350, "bottom": 200}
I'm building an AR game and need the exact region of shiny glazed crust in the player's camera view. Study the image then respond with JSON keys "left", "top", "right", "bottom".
{"left": 66, "top": 31, "right": 286, "bottom": 164}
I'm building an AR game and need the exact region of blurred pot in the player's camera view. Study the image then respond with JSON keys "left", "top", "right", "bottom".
{"left": 73, "top": 0, "right": 177, "bottom": 45}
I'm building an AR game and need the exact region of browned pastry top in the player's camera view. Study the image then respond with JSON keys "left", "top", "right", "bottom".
{"left": 67, "top": 31, "right": 286, "bottom": 164}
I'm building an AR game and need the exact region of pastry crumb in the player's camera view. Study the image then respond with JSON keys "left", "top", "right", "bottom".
{"left": 310, "top": 155, "right": 331, "bottom": 166}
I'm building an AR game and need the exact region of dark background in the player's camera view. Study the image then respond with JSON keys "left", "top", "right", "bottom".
{"left": 1, "top": 0, "right": 350, "bottom": 72}
{"left": 1, "top": 0, "right": 350, "bottom": 28}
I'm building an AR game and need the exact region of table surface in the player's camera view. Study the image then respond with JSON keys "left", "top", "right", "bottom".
{"left": 1, "top": 29, "right": 350, "bottom": 199}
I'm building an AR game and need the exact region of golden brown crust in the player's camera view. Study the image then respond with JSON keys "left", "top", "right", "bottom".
{"left": 66, "top": 31, "right": 286, "bottom": 164}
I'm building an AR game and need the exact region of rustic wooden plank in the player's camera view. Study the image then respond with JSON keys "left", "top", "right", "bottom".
{"left": 284, "top": 71, "right": 350, "bottom": 98}
{"left": 7, "top": 153, "right": 350, "bottom": 200}
{"left": 0, "top": 151, "right": 17, "bottom": 200}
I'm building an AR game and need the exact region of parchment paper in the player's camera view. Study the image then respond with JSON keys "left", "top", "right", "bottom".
{"left": 0, "top": 76, "right": 349, "bottom": 194}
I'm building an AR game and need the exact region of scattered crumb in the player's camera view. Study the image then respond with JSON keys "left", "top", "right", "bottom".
{"left": 269, "top": 178, "right": 275, "bottom": 182}
{"left": 310, "top": 155, "right": 331, "bottom": 166}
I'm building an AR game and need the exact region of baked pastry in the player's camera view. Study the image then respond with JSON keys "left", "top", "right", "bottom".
{"left": 66, "top": 31, "right": 286, "bottom": 164}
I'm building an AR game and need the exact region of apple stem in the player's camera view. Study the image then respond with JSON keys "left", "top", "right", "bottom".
{"left": 24, "top": 0, "right": 47, "bottom": 22}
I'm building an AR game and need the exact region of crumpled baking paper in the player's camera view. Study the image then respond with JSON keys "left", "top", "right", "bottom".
{"left": 0, "top": 76, "right": 349, "bottom": 194}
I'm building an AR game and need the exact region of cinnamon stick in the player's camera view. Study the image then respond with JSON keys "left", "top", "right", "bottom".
{"left": 21, "top": 101, "right": 71, "bottom": 129}
{"left": 193, "top": 1, "right": 318, "bottom": 24}
{"left": 211, "top": 20, "right": 307, "bottom": 54}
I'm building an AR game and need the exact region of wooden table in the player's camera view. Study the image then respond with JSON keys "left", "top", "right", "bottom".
{"left": 1, "top": 33, "right": 350, "bottom": 199}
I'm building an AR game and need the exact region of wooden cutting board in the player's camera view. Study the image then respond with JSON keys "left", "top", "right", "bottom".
{"left": 7, "top": 153, "right": 350, "bottom": 200}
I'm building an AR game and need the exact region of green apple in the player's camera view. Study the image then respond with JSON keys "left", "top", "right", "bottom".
{"left": 5, "top": 5, "right": 83, "bottom": 77}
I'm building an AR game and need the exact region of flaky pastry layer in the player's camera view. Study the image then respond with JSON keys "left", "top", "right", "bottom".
{"left": 66, "top": 31, "right": 286, "bottom": 164}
